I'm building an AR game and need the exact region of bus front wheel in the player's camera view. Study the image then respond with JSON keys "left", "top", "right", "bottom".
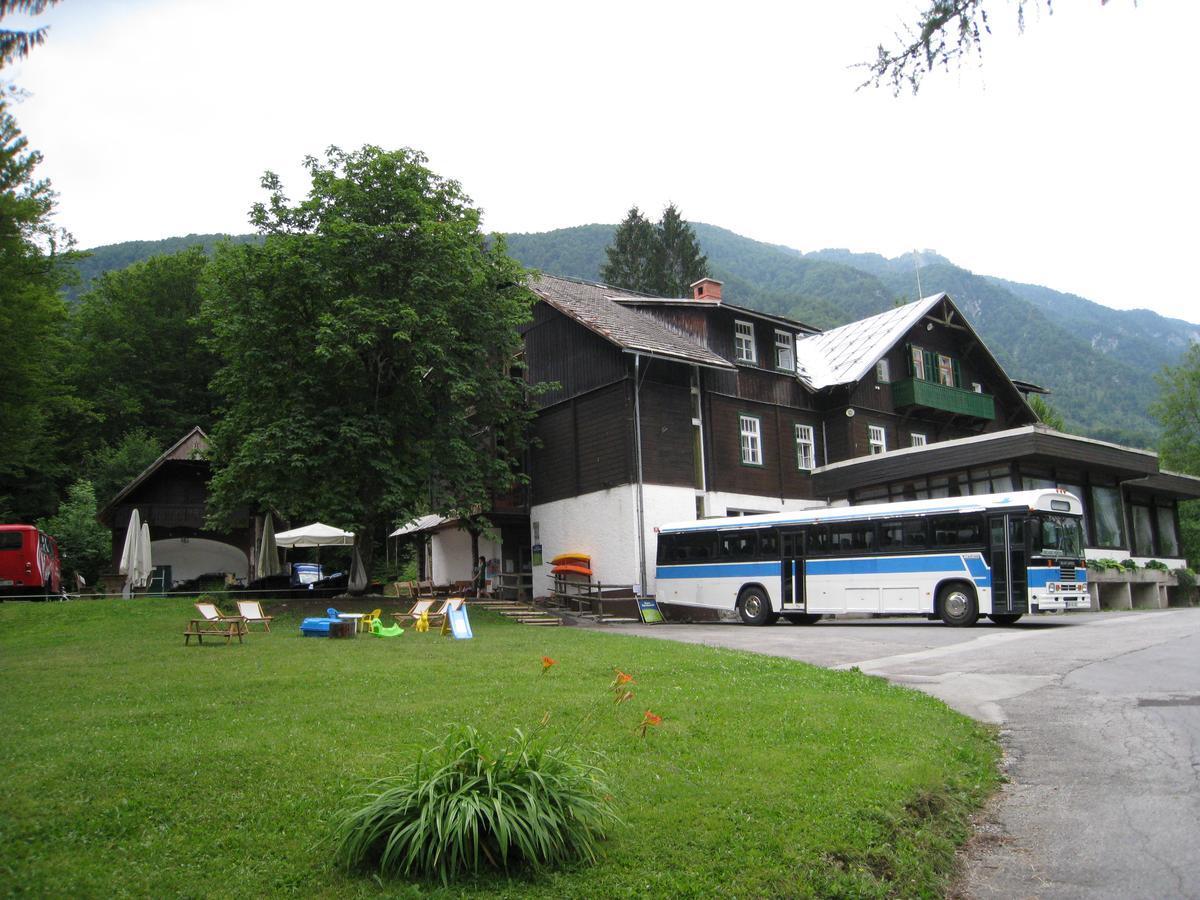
{"left": 738, "top": 588, "right": 773, "bottom": 626}
{"left": 938, "top": 583, "right": 979, "bottom": 627}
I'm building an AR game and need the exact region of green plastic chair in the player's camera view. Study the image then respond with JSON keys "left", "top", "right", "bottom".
{"left": 371, "top": 619, "right": 404, "bottom": 637}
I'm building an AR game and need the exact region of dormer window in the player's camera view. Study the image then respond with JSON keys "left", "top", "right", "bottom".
{"left": 774, "top": 330, "right": 794, "bottom": 371}
{"left": 735, "top": 320, "right": 756, "bottom": 364}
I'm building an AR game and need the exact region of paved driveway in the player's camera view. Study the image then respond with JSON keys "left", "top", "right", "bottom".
{"left": 600, "top": 610, "right": 1200, "bottom": 898}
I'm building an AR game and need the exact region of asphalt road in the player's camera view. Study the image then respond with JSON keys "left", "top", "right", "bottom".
{"left": 601, "top": 610, "right": 1200, "bottom": 899}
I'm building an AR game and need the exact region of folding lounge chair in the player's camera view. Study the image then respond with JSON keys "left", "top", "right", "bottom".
{"left": 236, "top": 600, "right": 273, "bottom": 632}
{"left": 393, "top": 598, "right": 435, "bottom": 624}
{"left": 428, "top": 597, "right": 464, "bottom": 626}
{"left": 185, "top": 602, "right": 246, "bottom": 645}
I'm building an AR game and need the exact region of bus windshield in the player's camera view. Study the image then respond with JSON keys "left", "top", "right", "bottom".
{"left": 1035, "top": 515, "right": 1084, "bottom": 558}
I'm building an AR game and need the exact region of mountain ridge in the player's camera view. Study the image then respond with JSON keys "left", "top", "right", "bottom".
{"left": 71, "top": 223, "right": 1195, "bottom": 448}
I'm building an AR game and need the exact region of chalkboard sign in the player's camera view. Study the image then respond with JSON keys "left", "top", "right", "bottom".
{"left": 637, "top": 598, "right": 665, "bottom": 624}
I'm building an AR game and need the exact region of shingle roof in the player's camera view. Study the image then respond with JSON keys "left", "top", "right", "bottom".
{"left": 528, "top": 274, "right": 735, "bottom": 370}
{"left": 794, "top": 293, "right": 946, "bottom": 389}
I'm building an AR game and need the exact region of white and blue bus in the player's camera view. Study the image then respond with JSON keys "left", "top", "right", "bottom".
{"left": 655, "top": 490, "right": 1088, "bottom": 627}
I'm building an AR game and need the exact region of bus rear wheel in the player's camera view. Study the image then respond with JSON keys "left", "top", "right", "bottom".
{"left": 738, "top": 588, "right": 773, "bottom": 626}
{"left": 783, "top": 613, "right": 823, "bottom": 625}
{"left": 988, "top": 613, "right": 1023, "bottom": 626}
{"left": 938, "top": 583, "right": 979, "bottom": 628}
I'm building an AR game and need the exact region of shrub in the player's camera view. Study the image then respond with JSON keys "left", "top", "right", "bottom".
{"left": 1119, "top": 558, "right": 1139, "bottom": 571}
{"left": 1144, "top": 559, "right": 1169, "bottom": 572}
{"left": 1176, "top": 567, "right": 1197, "bottom": 590}
{"left": 1088, "top": 558, "right": 1122, "bottom": 571}
{"left": 333, "top": 725, "right": 621, "bottom": 884}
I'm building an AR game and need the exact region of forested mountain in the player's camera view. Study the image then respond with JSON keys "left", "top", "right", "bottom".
{"left": 71, "top": 224, "right": 1197, "bottom": 448}
{"left": 67, "top": 233, "right": 259, "bottom": 302}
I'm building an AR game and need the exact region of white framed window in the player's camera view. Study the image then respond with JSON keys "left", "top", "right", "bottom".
{"left": 795, "top": 423, "right": 815, "bottom": 470}
{"left": 937, "top": 354, "right": 954, "bottom": 387}
{"left": 868, "top": 425, "right": 887, "bottom": 455}
{"left": 876, "top": 359, "right": 891, "bottom": 383}
{"left": 910, "top": 345, "right": 926, "bottom": 380}
{"left": 734, "top": 320, "right": 756, "bottom": 364}
{"left": 739, "top": 415, "right": 763, "bottom": 465}
{"left": 911, "top": 432, "right": 927, "bottom": 447}
{"left": 774, "top": 330, "right": 794, "bottom": 371}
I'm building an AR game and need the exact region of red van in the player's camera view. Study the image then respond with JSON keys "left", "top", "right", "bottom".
{"left": 0, "top": 525, "right": 62, "bottom": 599}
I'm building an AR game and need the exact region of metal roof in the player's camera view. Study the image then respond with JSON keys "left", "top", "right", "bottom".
{"left": 528, "top": 274, "right": 735, "bottom": 370}
{"left": 794, "top": 293, "right": 946, "bottom": 389}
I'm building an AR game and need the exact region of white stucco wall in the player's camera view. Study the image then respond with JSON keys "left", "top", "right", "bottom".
{"left": 151, "top": 538, "right": 248, "bottom": 586}
{"left": 532, "top": 484, "right": 834, "bottom": 597}
{"left": 429, "top": 527, "right": 502, "bottom": 586}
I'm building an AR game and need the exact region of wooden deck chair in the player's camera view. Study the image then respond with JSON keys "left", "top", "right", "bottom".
{"left": 429, "top": 597, "right": 464, "bottom": 626}
{"left": 393, "top": 598, "right": 435, "bottom": 624}
{"left": 194, "top": 602, "right": 247, "bottom": 635}
{"left": 185, "top": 602, "right": 245, "bottom": 645}
{"left": 235, "top": 600, "right": 273, "bottom": 632}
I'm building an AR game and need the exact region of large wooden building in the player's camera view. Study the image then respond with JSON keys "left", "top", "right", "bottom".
{"left": 420, "top": 273, "right": 1195, "bottom": 597}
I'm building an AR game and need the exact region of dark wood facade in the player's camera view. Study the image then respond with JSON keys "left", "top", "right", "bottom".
{"left": 522, "top": 285, "right": 1199, "bottom": 559}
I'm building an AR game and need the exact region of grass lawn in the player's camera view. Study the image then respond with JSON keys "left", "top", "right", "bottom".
{"left": 0, "top": 598, "right": 999, "bottom": 897}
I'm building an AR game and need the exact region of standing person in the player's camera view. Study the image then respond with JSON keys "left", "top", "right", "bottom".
{"left": 472, "top": 556, "right": 487, "bottom": 597}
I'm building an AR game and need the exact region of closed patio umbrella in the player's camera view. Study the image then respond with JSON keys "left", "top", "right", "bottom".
{"left": 256, "top": 512, "right": 282, "bottom": 578}
{"left": 349, "top": 543, "right": 369, "bottom": 593}
{"left": 118, "top": 509, "right": 153, "bottom": 597}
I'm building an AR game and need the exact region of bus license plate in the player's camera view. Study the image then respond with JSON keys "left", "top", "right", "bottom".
{"left": 0, "top": 579, "right": 12, "bottom": 586}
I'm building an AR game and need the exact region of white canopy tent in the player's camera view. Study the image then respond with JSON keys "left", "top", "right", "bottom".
{"left": 274, "top": 522, "right": 355, "bottom": 548}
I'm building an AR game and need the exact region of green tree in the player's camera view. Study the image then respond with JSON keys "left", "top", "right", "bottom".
{"left": 85, "top": 429, "right": 163, "bottom": 508}
{"left": 862, "top": 1, "right": 1119, "bottom": 95}
{"left": 1151, "top": 344, "right": 1200, "bottom": 568}
{"left": 600, "top": 204, "right": 708, "bottom": 295}
{"left": 1028, "top": 394, "right": 1065, "bottom": 432}
{"left": 38, "top": 478, "right": 109, "bottom": 586}
{"left": 201, "top": 145, "right": 535, "bottom": 571}
{"left": 69, "top": 247, "right": 217, "bottom": 447}
{"left": 600, "top": 206, "right": 656, "bottom": 292}
{"left": 0, "top": 92, "right": 75, "bottom": 520}
{"left": 653, "top": 203, "right": 708, "bottom": 297}
{"left": 1, "top": 0, "right": 60, "bottom": 67}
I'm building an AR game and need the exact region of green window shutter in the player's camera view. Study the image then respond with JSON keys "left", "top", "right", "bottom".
{"left": 924, "top": 350, "right": 935, "bottom": 383}
{"left": 951, "top": 359, "right": 962, "bottom": 388}
{"left": 905, "top": 343, "right": 914, "bottom": 376}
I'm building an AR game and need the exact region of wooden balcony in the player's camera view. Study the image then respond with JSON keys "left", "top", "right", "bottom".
{"left": 892, "top": 377, "right": 995, "bottom": 420}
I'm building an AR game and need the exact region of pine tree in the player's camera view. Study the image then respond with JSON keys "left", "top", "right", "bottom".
{"left": 601, "top": 204, "right": 708, "bottom": 296}
{"left": 600, "top": 206, "right": 656, "bottom": 293}
{"left": 654, "top": 203, "right": 708, "bottom": 297}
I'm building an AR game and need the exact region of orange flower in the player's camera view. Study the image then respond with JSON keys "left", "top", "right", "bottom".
{"left": 636, "top": 709, "right": 663, "bottom": 736}
{"left": 540, "top": 656, "right": 556, "bottom": 674}
{"left": 610, "top": 669, "right": 636, "bottom": 689}
{"left": 614, "top": 689, "right": 634, "bottom": 705}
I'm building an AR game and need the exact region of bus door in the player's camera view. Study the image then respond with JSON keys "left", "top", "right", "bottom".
{"left": 780, "top": 530, "right": 804, "bottom": 608}
{"left": 988, "top": 515, "right": 1028, "bottom": 614}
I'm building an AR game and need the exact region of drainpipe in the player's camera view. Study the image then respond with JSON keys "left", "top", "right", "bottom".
{"left": 633, "top": 354, "right": 648, "bottom": 595}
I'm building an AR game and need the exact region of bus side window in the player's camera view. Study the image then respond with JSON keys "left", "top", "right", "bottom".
{"left": 879, "top": 520, "right": 904, "bottom": 549}
{"left": 720, "top": 532, "right": 756, "bottom": 560}
{"left": 808, "top": 526, "right": 831, "bottom": 556}
{"left": 758, "top": 530, "right": 779, "bottom": 559}
{"left": 903, "top": 519, "right": 927, "bottom": 549}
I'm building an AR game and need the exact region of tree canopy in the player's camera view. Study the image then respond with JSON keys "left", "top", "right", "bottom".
{"left": 70, "top": 246, "right": 217, "bottom": 447}
{"left": 1151, "top": 345, "right": 1200, "bottom": 568}
{"left": 0, "top": 91, "right": 75, "bottom": 519}
{"left": 862, "top": 1, "right": 1114, "bottom": 95}
{"left": 600, "top": 204, "right": 708, "bottom": 296}
{"left": 201, "top": 146, "right": 535, "bottom": 567}
{"left": 0, "top": 0, "right": 60, "bottom": 68}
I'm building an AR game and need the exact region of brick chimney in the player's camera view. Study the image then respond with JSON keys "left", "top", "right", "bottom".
{"left": 691, "top": 277, "right": 723, "bottom": 302}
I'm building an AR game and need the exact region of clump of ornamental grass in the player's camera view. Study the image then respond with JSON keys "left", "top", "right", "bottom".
{"left": 333, "top": 724, "right": 621, "bottom": 884}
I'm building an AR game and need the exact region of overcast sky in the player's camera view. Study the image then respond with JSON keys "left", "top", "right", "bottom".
{"left": 7, "top": 0, "right": 1198, "bottom": 322}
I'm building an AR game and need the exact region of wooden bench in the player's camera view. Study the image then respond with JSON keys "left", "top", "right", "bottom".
{"left": 183, "top": 618, "right": 245, "bottom": 646}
